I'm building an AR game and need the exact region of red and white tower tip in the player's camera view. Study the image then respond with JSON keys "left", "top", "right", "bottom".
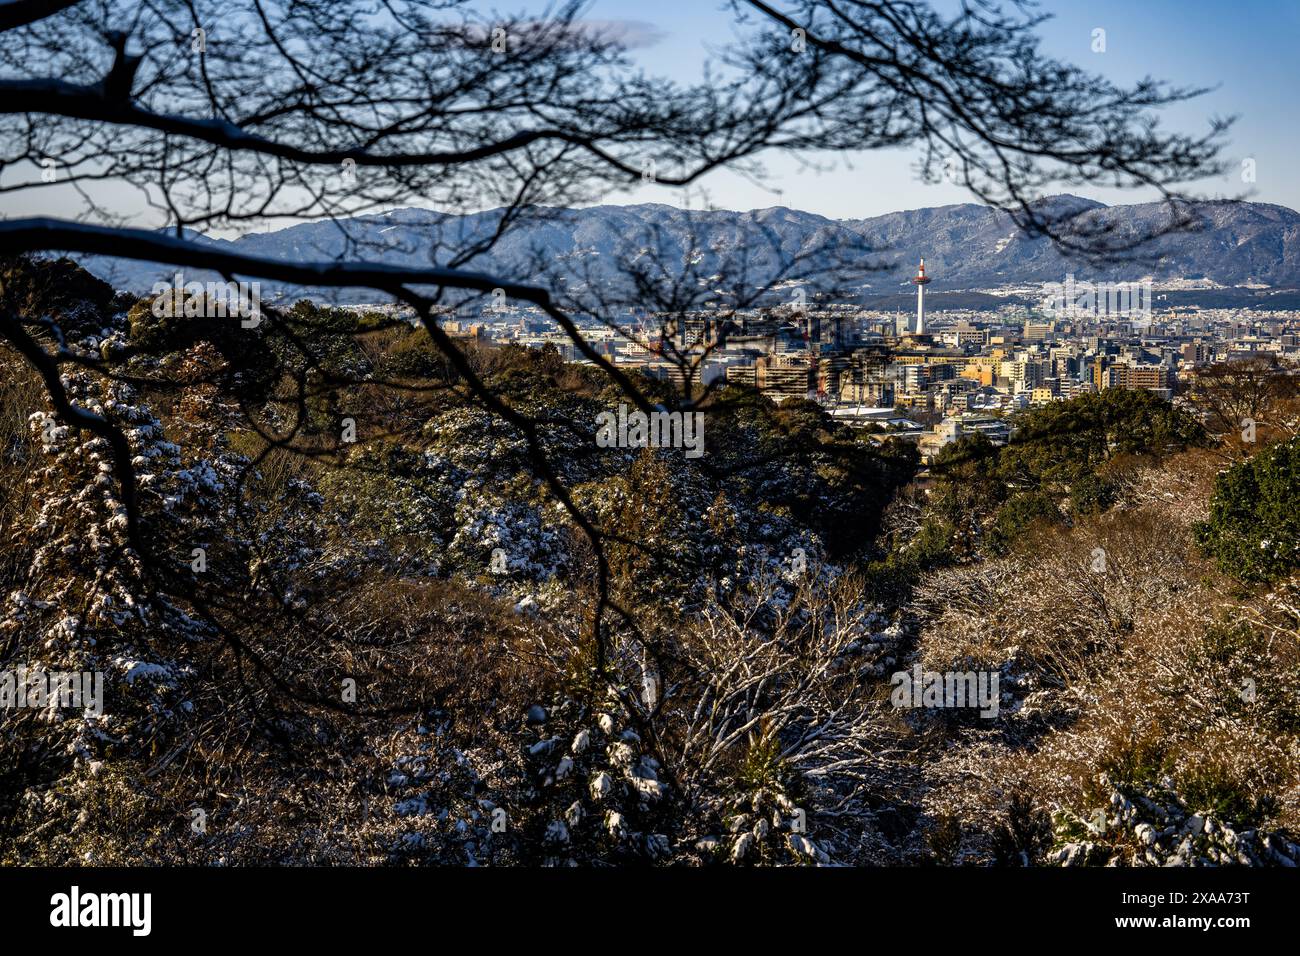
{"left": 911, "top": 257, "right": 932, "bottom": 335}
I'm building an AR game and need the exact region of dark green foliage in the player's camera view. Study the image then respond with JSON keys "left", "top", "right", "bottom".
{"left": 1101, "top": 733, "right": 1173, "bottom": 793}
{"left": 998, "top": 388, "right": 1205, "bottom": 488}
{"left": 1196, "top": 436, "right": 1300, "bottom": 583}
{"left": 0, "top": 256, "right": 114, "bottom": 332}
{"left": 990, "top": 792, "right": 1053, "bottom": 866}
{"left": 989, "top": 489, "right": 1061, "bottom": 552}
{"left": 922, "top": 390, "right": 1205, "bottom": 556}
{"left": 380, "top": 325, "right": 453, "bottom": 380}
{"left": 928, "top": 432, "right": 1004, "bottom": 533}
{"left": 1068, "top": 472, "right": 1117, "bottom": 516}
{"left": 1179, "top": 763, "right": 1278, "bottom": 830}
{"left": 707, "top": 388, "right": 919, "bottom": 559}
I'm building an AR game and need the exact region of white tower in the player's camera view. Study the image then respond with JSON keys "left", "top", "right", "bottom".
{"left": 912, "top": 258, "right": 931, "bottom": 335}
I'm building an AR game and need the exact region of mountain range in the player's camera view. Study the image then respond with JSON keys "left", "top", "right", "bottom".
{"left": 79, "top": 195, "right": 1300, "bottom": 306}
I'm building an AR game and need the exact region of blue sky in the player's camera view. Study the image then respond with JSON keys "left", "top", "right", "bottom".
{"left": 584, "top": 0, "right": 1300, "bottom": 218}
{"left": 8, "top": 1, "right": 1294, "bottom": 227}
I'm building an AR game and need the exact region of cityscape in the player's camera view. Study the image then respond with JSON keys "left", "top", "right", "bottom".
{"left": 439, "top": 250, "right": 1299, "bottom": 461}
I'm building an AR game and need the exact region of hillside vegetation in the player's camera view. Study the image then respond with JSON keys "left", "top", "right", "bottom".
{"left": 2, "top": 256, "right": 1298, "bottom": 866}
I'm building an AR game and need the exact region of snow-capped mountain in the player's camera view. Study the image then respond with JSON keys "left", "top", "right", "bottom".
{"left": 79, "top": 195, "right": 1300, "bottom": 302}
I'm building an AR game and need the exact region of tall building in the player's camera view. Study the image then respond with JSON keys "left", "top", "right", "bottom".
{"left": 730, "top": 353, "right": 816, "bottom": 402}
{"left": 1023, "top": 318, "right": 1053, "bottom": 343}
{"left": 912, "top": 258, "right": 932, "bottom": 334}
{"left": 1105, "top": 363, "right": 1173, "bottom": 392}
